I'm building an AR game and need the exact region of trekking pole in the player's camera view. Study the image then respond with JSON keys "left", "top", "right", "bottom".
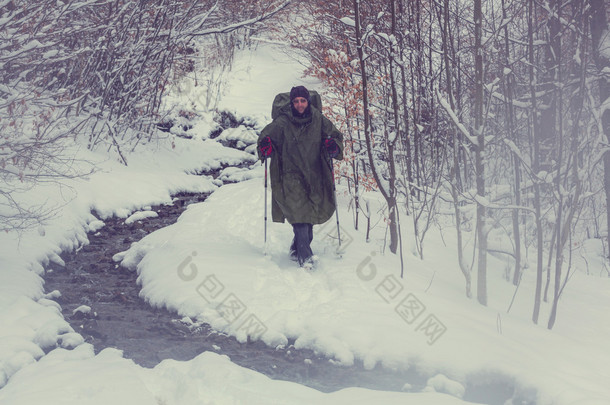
{"left": 331, "top": 158, "right": 341, "bottom": 249}
{"left": 264, "top": 157, "right": 268, "bottom": 255}
{"left": 324, "top": 148, "right": 341, "bottom": 250}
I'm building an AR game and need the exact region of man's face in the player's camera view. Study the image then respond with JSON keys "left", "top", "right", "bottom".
{"left": 292, "top": 97, "right": 308, "bottom": 114}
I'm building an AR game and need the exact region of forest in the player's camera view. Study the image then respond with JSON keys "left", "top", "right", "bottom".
{"left": 2, "top": 0, "right": 609, "bottom": 333}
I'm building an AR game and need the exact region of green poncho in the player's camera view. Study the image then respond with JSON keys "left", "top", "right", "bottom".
{"left": 258, "top": 103, "right": 343, "bottom": 225}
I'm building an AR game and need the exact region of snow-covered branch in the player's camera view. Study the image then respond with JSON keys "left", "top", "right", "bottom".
{"left": 190, "top": 0, "right": 291, "bottom": 37}
{"left": 436, "top": 89, "right": 479, "bottom": 146}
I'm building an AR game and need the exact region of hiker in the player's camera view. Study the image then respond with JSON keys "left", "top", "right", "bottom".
{"left": 258, "top": 85, "right": 343, "bottom": 267}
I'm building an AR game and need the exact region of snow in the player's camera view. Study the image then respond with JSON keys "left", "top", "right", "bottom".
{"left": 72, "top": 305, "right": 91, "bottom": 316}
{"left": 0, "top": 345, "right": 474, "bottom": 405}
{"left": 1, "top": 40, "right": 610, "bottom": 405}
{"left": 124, "top": 210, "right": 158, "bottom": 225}
{"left": 214, "top": 126, "right": 259, "bottom": 147}
{"left": 424, "top": 374, "right": 466, "bottom": 398}
{"left": 0, "top": 136, "right": 249, "bottom": 389}
{"left": 117, "top": 175, "right": 610, "bottom": 403}
{"left": 436, "top": 89, "right": 478, "bottom": 146}
{"left": 340, "top": 17, "right": 356, "bottom": 28}
{"left": 87, "top": 220, "right": 105, "bottom": 232}
{"left": 216, "top": 43, "right": 321, "bottom": 120}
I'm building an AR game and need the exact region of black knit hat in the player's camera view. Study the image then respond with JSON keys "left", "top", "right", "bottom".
{"left": 290, "top": 85, "right": 310, "bottom": 102}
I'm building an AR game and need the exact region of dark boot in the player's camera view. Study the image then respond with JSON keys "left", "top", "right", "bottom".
{"left": 292, "top": 223, "right": 313, "bottom": 266}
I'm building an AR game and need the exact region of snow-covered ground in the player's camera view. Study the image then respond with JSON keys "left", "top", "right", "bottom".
{"left": 1, "top": 43, "right": 609, "bottom": 404}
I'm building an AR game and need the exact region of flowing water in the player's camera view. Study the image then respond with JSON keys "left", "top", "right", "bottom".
{"left": 43, "top": 192, "right": 429, "bottom": 394}
{"left": 43, "top": 175, "right": 525, "bottom": 404}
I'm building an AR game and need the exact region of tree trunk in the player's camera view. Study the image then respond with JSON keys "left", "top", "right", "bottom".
{"left": 353, "top": 0, "right": 399, "bottom": 255}
{"left": 528, "top": 0, "right": 545, "bottom": 325}
{"left": 474, "top": 0, "right": 487, "bottom": 306}
{"left": 389, "top": 0, "right": 404, "bottom": 272}
{"left": 441, "top": 0, "right": 471, "bottom": 298}
{"left": 589, "top": 0, "right": 610, "bottom": 260}
{"left": 502, "top": 0, "right": 522, "bottom": 287}
{"left": 548, "top": 0, "right": 587, "bottom": 330}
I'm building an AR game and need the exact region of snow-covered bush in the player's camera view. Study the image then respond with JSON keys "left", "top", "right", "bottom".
{"left": 0, "top": 0, "right": 290, "bottom": 232}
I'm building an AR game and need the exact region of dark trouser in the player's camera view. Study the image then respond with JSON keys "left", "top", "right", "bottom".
{"left": 290, "top": 223, "right": 313, "bottom": 265}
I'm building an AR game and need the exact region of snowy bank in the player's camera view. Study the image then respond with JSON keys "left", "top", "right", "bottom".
{"left": 0, "top": 136, "right": 253, "bottom": 388}
{"left": 117, "top": 176, "right": 610, "bottom": 404}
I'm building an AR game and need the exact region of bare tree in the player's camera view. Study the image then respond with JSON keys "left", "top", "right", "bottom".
{"left": 282, "top": 0, "right": 607, "bottom": 322}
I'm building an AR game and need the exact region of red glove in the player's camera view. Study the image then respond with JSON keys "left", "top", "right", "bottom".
{"left": 259, "top": 136, "right": 272, "bottom": 157}
{"left": 324, "top": 138, "right": 339, "bottom": 158}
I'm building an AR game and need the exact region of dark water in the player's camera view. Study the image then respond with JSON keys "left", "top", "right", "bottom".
{"left": 42, "top": 189, "right": 527, "bottom": 404}
{"left": 42, "top": 193, "right": 424, "bottom": 392}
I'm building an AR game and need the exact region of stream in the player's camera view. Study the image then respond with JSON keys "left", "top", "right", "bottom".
{"left": 43, "top": 190, "right": 429, "bottom": 394}
{"left": 42, "top": 160, "right": 525, "bottom": 405}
